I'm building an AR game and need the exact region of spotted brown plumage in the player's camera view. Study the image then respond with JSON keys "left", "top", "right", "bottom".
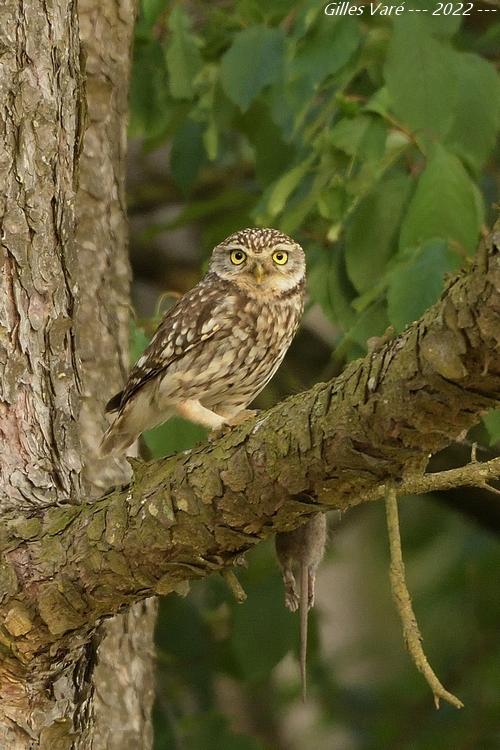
{"left": 99, "top": 227, "right": 306, "bottom": 456}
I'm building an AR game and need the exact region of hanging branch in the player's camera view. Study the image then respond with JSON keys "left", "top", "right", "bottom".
{"left": 385, "top": 484, "right": 464, "bottom": 709}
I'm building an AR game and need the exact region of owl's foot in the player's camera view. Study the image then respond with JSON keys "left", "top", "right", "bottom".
{"left": 208, "top": 409, "right": 259, "bottom": 441}
{"left": 176, "top": 399, "right": 226, "bottom": 430}
{"left": 227, "top": 409, "right": 259, "bottom": 426}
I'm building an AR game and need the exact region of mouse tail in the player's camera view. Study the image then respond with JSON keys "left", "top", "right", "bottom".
{"left": 300, "top": 561, "right": 309, "bottom": 702}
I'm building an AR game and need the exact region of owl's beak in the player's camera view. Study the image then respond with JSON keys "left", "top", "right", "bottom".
{"left": 252, "top": 262, "right": 265, "bottom": 284}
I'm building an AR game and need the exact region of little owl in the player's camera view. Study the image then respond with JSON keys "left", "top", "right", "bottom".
{"left": 100, "top": 227, "right": 306, "bottom": 455}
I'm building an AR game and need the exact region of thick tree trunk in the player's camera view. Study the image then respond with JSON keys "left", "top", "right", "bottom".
{"left": 0, "top": 0, "right": 156, "bottom": 747}
{"left": 0, "top": 0, "right": 86, "bottom": 745}
{"left": 75, "top": 2, "right": 157, "bottom": 749}
{"left": 0, "top": 0, "right": 83, "bottom": 516}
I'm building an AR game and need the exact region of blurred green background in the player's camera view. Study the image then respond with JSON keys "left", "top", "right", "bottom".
{"left": 126, "top": 2, "right": 500, "bottom": 747}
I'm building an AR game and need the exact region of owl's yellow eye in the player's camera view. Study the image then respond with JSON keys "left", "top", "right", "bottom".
{"left": 272, "top": 250, "right": 288, "bottom": 265}
{"left": 230, "top": 249, "right": 246, "bottom": 265}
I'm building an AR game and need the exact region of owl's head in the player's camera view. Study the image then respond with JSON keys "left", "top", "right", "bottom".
{"left": 209, "top": 228, "right": 305, "bottom": 295}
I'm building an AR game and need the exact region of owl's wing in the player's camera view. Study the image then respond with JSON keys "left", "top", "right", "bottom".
{"left": 106, "top": 276, "right": 230, "bottom": 414}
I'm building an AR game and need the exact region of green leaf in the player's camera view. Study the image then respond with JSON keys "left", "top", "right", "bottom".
{"left": 265, "top": 158, "right": 312, "bottom": 218}
{"left": 401, "top": 0, "right": 462, "bottom": 38}
{"left": 308, "top": 245, "right": 356, "bottom": 331}
{"left": 307, "top": 250, "right": 334, "bottom": 319}
{"left": 240, "top": 0, "right": 292, "bottom": 21}
{"left": 318, "top": 185, "right": 347, "bottom": 224}
{"left": 483, "top": 410, "right": 500, "bottom": 447}
{"left": 170, "top": 119, "right": 207, "bottom": 194}
{"left": 399, "top": 145, "right": 482, "bottom": 255}
{"left": 331, "top": 116, "right": 370, "bottom": 156}
{"left": 203, "top": 117, "right": 218, "bottom": 161}
{"left": 280, "top": 171, "right": 326, "bottom": 235}
{"left": 292, "top": 17, "right": 361, "bottom": 87}
{"left": 129, "top": 39, "right": 170, "bottom": 138}
{"left": 239, "top": 103, "right": 296, "bottom": 187}
{"left": 139, "top": 0, "right": 166, "bottom": 29}
{"left": 346, "top": 173, "right": 413, "bottom": 293}
{"left": 220, "top": 27, "right": 285, "bottom": 112}
{"left": 269, "top": 74, "right": 316, "bottom": 141}
{"left": 165, "top": 6, "right": 203, "bottom": 100}
{"left": 384, "top": 16, "right": 458, "bottom": 142}
{"left": 387, "top": 239, "right": 460, "bottom": 331}
{"left": 330, "top": 115, "right": 386, "bottom": 161}
{"left": 344, "top": 299, "right": 389, "bottom": 350}
{"left": 364, "top": 87, "right": 391, "bottom": 118}
{"left": 328, "top": 248, "right": 356, "bottom": 331}
{"left": 445, "top": 53, "right": 500, "bottom": 172}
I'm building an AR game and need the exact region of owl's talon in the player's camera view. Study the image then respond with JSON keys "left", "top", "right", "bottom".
{"left": 209, "top": 410, "right": 260, "bottom": 440}
{"left": 227, "top": 409, "right": 260, "bottom": 426}
{"left": 208, "top": 423, "right": 231, "bottom": 441}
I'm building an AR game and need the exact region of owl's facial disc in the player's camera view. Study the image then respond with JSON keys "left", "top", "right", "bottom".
{"left": 210, "top": 228, "right": 305, "bottom": 295}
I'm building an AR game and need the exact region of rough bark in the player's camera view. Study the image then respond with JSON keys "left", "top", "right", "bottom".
{"left": 91, "top": 600, "right": 157, "bottom": 750}
{"left": 1, "top": 222, "right": 499, "bottom": 669}
{"left": 0, "top": 0, "right": 156, "bottom": 747}
{"left": 0, "top": 1, "right": 87, "bottom": 746}
{"left": 0, "top": 0, "right": 83, "bottom": 516}
{"left": 75, "top": 1, "right": 157, "bottom": 749}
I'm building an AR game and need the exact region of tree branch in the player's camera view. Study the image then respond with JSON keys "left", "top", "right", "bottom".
{"left": 385, "top": 484, "right": 463, "bottom": 710}
{"left": 361, "top": 455, "right": 500, "bottom": 503}
{"left": 1, "top": 220, "right": 499, "bottom": 665}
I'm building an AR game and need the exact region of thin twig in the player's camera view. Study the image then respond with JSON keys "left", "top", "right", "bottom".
{"left": 361, "top": 456, "right": 500, "bottom": 504}
{"left": 470, "top": 442, "right": 478, "bottom": 463}
{"left": 385, "top": 485, "right": 464, "bottom": 710}
{"left": 221, "top": 568, "right": 247, "bottom": 603}
{"left": 482, "top": 483, "right": 500, "bottom": 497}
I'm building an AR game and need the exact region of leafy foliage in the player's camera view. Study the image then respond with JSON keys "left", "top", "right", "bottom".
{"left": 220, "top": 27, "right": 285, "bottom": 112}
{"left": 131, "top": 0, "right": 498, "bottom": 345}
{"left": 127, "top": 2, "right": 500, "bottom": 748}
{"left": 387, "top": 239, "right": 460, "bottom": 331}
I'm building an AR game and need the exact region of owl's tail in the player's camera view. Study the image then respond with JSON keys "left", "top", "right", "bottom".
{"left": 99, "top": 413, "right": 139, "bottom": 457}
{"left": 99, "top": 399, "right": 172, "bottom": 456}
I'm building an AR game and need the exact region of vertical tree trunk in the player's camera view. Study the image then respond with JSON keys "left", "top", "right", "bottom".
{"left": 75, "top": 1, "right": 157, "bottom": 748}
{"left": 0, "top": 1, "right": 83, "bottom": 515}
{"left": 0, "top": 0, "right": 89, "bottom": 743}
{"left": 0, "top": 0, "right": 157, "bottom": 746}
